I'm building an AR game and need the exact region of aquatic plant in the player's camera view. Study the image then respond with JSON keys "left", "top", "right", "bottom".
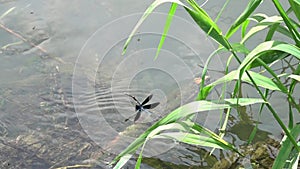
{"left": 112, "top": 0, "right": 300, "bottom": 168}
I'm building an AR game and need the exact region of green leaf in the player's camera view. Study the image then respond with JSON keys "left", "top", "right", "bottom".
{"left": 147, "top": 122, "right": 190, "bottom": 138}
{"left": 247, "top": 14, "right": 292, "bottom": 39}
{"left": 241, "top": 19, "right": 250, "bottom": 38}
{"left": 250, "top": 13, "right": 268, "bottom": 22}
{"left": 111, "top": 100, "right": 228, "bottom": 165}
{"left": 111, "top": 99, "right": 264, "bottom": 165}
{"left": 286, "top": 144, "right": 300, "bottom": 169}
{"left": 239, "top": 41, "right": 300, "bottom": 72}
{"left": 272, "top": 0, "right": 300, "bottom": 46}
{"left": 149, "top": 120, "right": 239, "bottom": 153}
{"left": 272, "top": 124, "right": 300, "bottom": 169}
{"left": 288, "top": 74, "right": 300, "bottom": 82}
{"left": 199, "top": 47, "right": 226, "bottom": 98}
{"left": 223, "top": 98, "right": 266, "bottom": 106}
{"left": 135, "top": 141, "right": 147, "bottom": 169}
{"left": 275, "top": 24, "right": 294, "bottom": 39}
{"left": 288, "top": 0, "right": 300, "bottom": 22}
{"left": 226, "top": 0, "right": 263, "bottom": 38}
{"left": 158, "top": 101, "right": 230, "bottom": 124}
{"left": 121, "top": 0, "right": 187, "bottom": 55}
{"left": 154, "top": 3, "right": 177, "bottom": 60}
{"left": 113, "top": 154, "right": 132, "bottom": 169}
{"left": 122, "top": 0, "right": 232, "bottom": 55}
{"left": 153, "top": 132, "right": 234, "bottom": 150}
{"left": 271, "top": 43, "right": 300, "bottom": 59}
{"left": 197, "top": 43, "right": 249, "bottom": 100}
{"left": 241, "top": 15, "right": 283, "bottom": 44}
{"left": 198, "top": 70, "right": 281, "bottom": 99}
{"left": 230, "top": 43, "right": 250, "bottom": 54}
{"left": 293, "top": 0, "right": 300, "bottom": 5}
{"left": 207, "top": 0, "right": 230, "bottom": 35}
{"left": 190, "top": 122, "right": 241, "bottom": 154}
{"left": 185, "top": 0, "right": 231, "bottom": 50}
{"left": 249, "top": 51, "right": 288, "bottom": 68}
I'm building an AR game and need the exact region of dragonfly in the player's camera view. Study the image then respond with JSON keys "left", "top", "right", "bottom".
{"left": 125, "top": 93, "right": 160, "bottom": 122}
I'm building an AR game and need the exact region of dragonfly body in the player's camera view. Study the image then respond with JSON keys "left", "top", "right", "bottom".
{"left": 125, "top": 94, "right": 160, "bottom": 122}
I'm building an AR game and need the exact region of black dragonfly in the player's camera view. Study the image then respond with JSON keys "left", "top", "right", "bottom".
{"left": 125, "top": 94, "right": 160, "bottom": 122}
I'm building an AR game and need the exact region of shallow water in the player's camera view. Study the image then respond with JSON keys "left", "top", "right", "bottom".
{"left": 0, "top": 1, "right": 298, "bottom": 168}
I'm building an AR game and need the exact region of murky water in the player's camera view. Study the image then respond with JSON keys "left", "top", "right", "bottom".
{"left": 0, "top": 1, "right": 297, "bottom": 168}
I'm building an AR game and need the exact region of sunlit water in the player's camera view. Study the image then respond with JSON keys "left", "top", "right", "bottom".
{"left": 0, "top": 1, "right": 297, "bottom": 168}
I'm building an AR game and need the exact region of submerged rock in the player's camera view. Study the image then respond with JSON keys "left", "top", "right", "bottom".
{"left": 212, "top": 138, "right": 280, "bottom": 169}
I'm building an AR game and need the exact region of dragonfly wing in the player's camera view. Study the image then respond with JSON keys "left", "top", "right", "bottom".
{"left": 125, "top": 93, "right": 141, "bottom": 105}
{"left": 134, "top": 110, "right": 142, "bottom": 122}
{"left": 141, "top": 94, "right": 153, "bottom": 105}
{"left": 143, "top": 102, "right": 160, "bottom": 109}
{"left": 135, "top": 105, "right": 139, "bottom": 111}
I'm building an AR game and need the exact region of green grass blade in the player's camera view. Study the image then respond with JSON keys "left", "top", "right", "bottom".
{"left": 243, "top": 60, "right": 300, "bottom": 153}
{"left": 251, "top": 13, "right": 268, "bottom": 22}
{"left": 218, "top": 108, "right": 231, "bottom": 142}
{"left": 274, "top": 24, "right": 294, "bottom": 39}
{"left": 241, "top": 16, "right": 283, "bottom": 44}
{"left": 154, "top": 3, "right": 177, "bottom": 60}
{"left": 207, "top": 0, "right": 230, "bottom": 35}
{"left": 248, "top": 89, "right": 269, "bottom": 144}
{"left": 288, "top": 66, "right": 300, "bottom": 129}
{"left": 249, "top": 51, "right": 289, "bottom": 68}
{"left": 290, "top": 16, "right": 300, "bottom": 28}
{"left": 148, "top": 120, "right": 240, "bottom": 154}
{"left": 186, "top": 0, "right": 210, "bottom": 17}
{"left": 151, "top": 121, "right": 240, "bottom": 153}
{"left": 289, "top": 74, "right": 300, "bottom": 81}
{"left": 148, "top": 121, "right": 206, "bottom": 137}
{"left": 223, "top": 98, "right": 266, "bottom": 106}
{"left": 285, "top": 144, "right": 300, "bottom": 169}
{"left": 288, "top": 0, "right": 300, "bottom": 22}
{"left": 226, "top": 0, "right": 263, "bottom": 38}
{"left": 239, "top": 41, "right": 300, "bottom": 72}
{"left": 147, "top": 122, "right": 190, "bottom": 138}
{"left": 158, "top": 101, "right": 230, "bottom": 124}
{"left": 197, "top": 43, "right": 249, "bottom": 100}
{"left": 248, "top": 124, "right": 258, "bottom": 144}
{"left": 270, "top": 43, "right": 300, "bottom": 59}
{"left": 241, "top": 19, "right": 250, "bottom": 38}
{"left": 110, "top": 101, "right": 228, "bottom": 165}
{"left": 198, "top": 47, "right": 225, "bottom": 100}
{"left": 153, "top": 132, "right": 235, "bottom": 150}
{"left": 135, "top": 142, "right": 147, "bottom": 169}
{"left": 185, "top": 0, "right": 231, "bottom": 50}
{"left": 246, "top": 13, "right": 292, "bottom": 40}
{"left": 249, "top": 59, "right": 299, "bottom": 114}
{"left": 111, "top": 99, "right": 264, "bottom": 165}
{"left": 121, "top": 0, "right": 187, "bottom": 55}
{"left": 265, "top": 23, "right": 279, "bottom": 41}
{"left": 255, "top": 58, "right": 300, "bottom": 108}
{"left": 272, "top": 124, "right": 300, "bottom": 169}
{"left": 293, "top": 0, "right": 300, "bottom": 5}
{"left": 289, "top": 64, "right": 300, "bottom": 94}
{"left": 113, "top": 154, "right": 133, "bottom": 169}
{"left": 272, "top": 0, "right": 300, "bottom": 46}
{"left": 200, "top": 70, "right": 281, "bottom": 99}
{"left": 243, "top": 12, "right": 293, "bottom": 40}
{"left": 190, "top": 122, "right": 241, "bottom": 154}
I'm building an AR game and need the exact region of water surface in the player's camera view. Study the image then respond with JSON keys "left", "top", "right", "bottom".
{"left": 0, "top": 1, "right": 295, "bottom": 168}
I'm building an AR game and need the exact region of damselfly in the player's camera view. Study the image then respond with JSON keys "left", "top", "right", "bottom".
{"left": 125, "top": 94, "right": 160, "bottom": 122}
